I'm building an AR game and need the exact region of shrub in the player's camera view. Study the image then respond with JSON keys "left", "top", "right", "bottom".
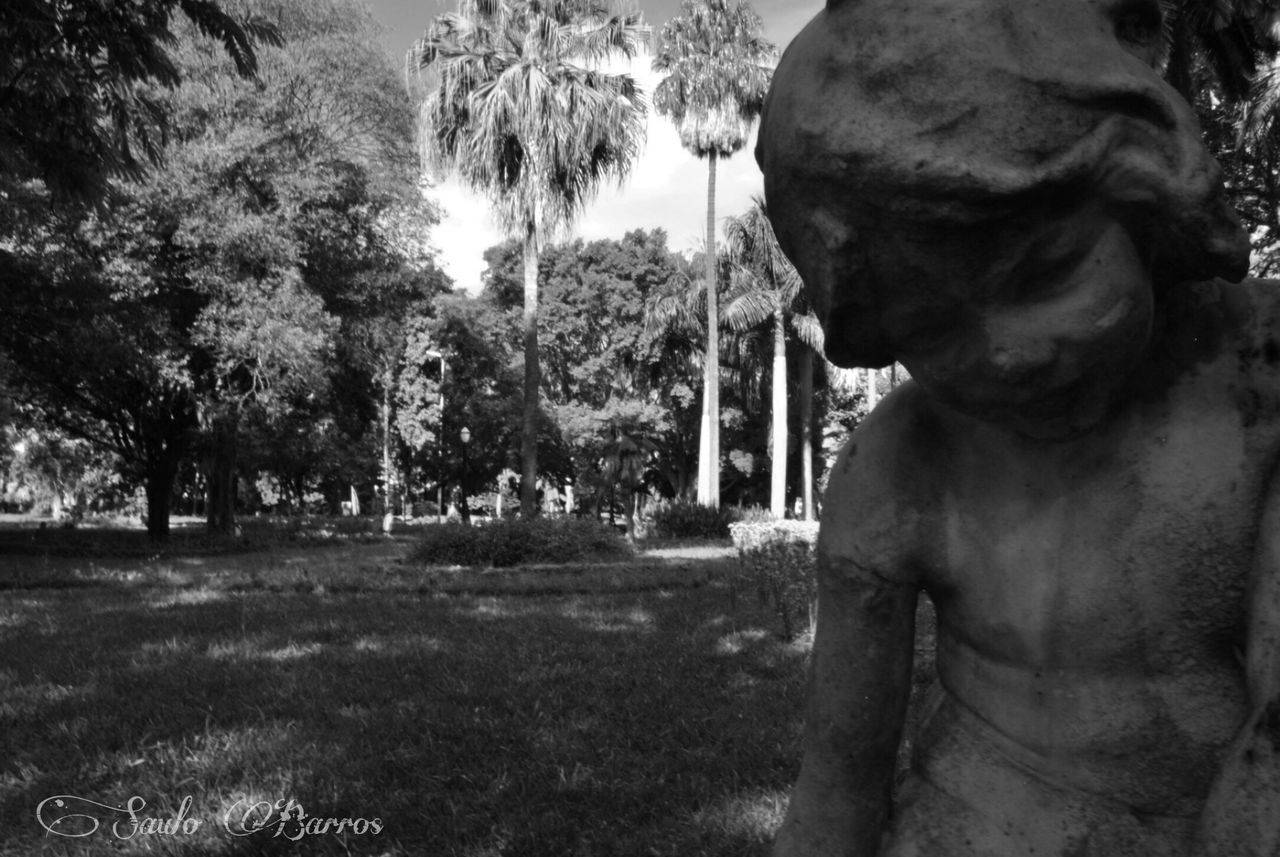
{"left": 650, "top": 501, "right": 740, "bottom": 539}
{"left": 729, "top": 520, "right": 820, "bottom": 639}
{"left": 734, "top": 505, "right": 777, "bottom": 525}
{"left": 410, "top": 517, "right": 633, "bottom": 568}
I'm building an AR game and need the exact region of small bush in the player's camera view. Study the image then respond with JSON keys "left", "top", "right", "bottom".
{"left": 729, "top": 520, "right": 820, "bottom": 639}
{"left": 411, "top": 517, "right": 633, "bottom": 568}
{"left": 734, "top": 505, "right": 777, "bottom": 525}
{"left": 650, "top": 501, "right": 740, "bottom": 539}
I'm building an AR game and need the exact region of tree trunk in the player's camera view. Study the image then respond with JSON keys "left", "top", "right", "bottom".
{"left": 206, "top": 410, "right": 238, "bottom": 536}
{"left": 800, "top": 348, "right": 815, "bottom": 521}
{"left": 770, "top": 307, "right": 787, "bottom": 518}
{"left": 699, "top": 150, "right": 721, "bottom": 509}
{"left": 381, "top": 374, "right": 394, "bottom": 533}
{"left": 382, "top": 373, "right": 392, "bottom": 511}
{"left": 866, "top": 367, "right": 879, "bottom": 411}
{"left": 623, "top": 486, "right": 636, "bottom": 542}
{"left": 144, "top": 457, "right": 178, "bottom": 542}
{"left": 520, "top": 229, "right": 540, "bottom": 516}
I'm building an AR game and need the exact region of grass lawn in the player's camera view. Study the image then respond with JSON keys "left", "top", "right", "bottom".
{"left": 0, "top": 544, "right": 812, "bottom": 856}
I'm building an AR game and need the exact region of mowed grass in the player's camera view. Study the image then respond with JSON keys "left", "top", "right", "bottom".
{"left": 0, "top": 567, "right": 811, "bottom": 856}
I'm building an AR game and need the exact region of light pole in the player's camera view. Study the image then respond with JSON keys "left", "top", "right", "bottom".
{"left": 423, "top": 349, "right": 445, "bottom": 524}
{"left": 459, "top": 426, "right": 471, "bottom": 525}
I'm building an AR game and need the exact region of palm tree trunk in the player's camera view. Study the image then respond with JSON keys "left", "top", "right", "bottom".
{"left": 699, "top": 150, "right": 720, "bottom": 509}
{"left": 800, "top": 348, "right": 815, "bottom": 521}
{"left": 770, "top": 307, "right": 787, "bottom": 518}
{"left": 520, "top": 229, "right": 540, "bottom": 516}
{"left": 381, "top": 372, "right": 393, "bottom": 531}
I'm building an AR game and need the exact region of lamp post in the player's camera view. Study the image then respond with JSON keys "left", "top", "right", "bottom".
{"left": 459, "top": 427, "right": 471, "bottom": 525}
{"left": 423, "top": 349, "right": 445, "bottom": 524}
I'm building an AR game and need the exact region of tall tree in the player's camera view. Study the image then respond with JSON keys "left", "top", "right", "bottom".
{"left": 642, "top": 260, "right": 714, "bottom": 501}
{"left": 723, "top": 198, "right": 821, "bottom": 519}
{"left": 652, "top": 0, "right": 774, "bottom": 509}
{"left": 411, "top": 0, "right": 648, "bottom": 516}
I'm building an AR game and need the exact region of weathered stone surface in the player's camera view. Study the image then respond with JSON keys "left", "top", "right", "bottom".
{"left": 757, "top": 1, "right": 1280, "bottom": 854}
{"left": 758, "top": 0, "right": 1248, "bottom": 436}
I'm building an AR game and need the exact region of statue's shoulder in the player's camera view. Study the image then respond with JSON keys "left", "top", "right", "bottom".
{"left": 1159, "top": 278, "right": 1280, "bottom": 438}
{"left": 1222, "top": 276, "right": 1280, "bottom": 346}
{"left": 1206, "top": 278, "right": 1280, "bottom": 382}
{"left": 1222, "top": 278, "right": 1280, "bottom": 424}
{"left": 1146, "top": 278, "right": 1280, "bottom": 386}
{"left": 821, "top": 381, "right": 945, "bottom": 585}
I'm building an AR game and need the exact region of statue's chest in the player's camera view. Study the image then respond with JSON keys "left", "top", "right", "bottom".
{"left": 932, "top": 395, "right": 1269, "bottom": 669}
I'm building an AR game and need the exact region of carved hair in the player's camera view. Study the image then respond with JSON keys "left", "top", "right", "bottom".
{"left": 757, "top": 0, "right": 1248, "bottom": 369}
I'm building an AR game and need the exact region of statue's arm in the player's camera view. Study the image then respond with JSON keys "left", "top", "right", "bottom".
{"left": 773, "top": 556, "right": 918, "bottom": 857}
{"left": 1196, "top": 467, "right": 1280, "bottom": 855}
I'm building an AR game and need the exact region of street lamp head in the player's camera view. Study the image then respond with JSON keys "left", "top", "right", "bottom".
{"left": 460, "top": 427, "right": 471, "bottom": 445}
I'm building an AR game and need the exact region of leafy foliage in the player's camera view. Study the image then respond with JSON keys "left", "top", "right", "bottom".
{"left": 650, "top": 499, "right": 740, "bottom": 539}
{"left": 729, "top": 520, "right": 819, "bottom": 640}
{"left": 476, "top": 229, "right": 700, "bottom": 508}
{"left": 0, "top": 0, "right": 281, "bottom": 203}
{"left": 410, "top": 518, "right": 634, "bottom": 567}
{"left": 1163, "top": 0, "right": 1280, "bottom": 103}
{"left": 0, "top": 0, "right": 437, "bottom": 539}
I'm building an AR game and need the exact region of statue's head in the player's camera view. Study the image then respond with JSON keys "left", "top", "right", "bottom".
{"left": 757, "top": 0, "right": 1250, "bottom": 435}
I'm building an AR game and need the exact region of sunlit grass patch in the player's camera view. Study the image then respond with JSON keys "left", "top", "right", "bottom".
{"left": 693, "top": 788, "right": 790, "bottom": 841}
{"left": 206, "top": 638, "right": 323, "bottom": 662}
{"left": 146, "top": 588, "right": 227, "bottom": 609}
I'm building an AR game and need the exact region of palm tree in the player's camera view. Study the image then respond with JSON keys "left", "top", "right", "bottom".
{"left": 411, "top": 0, "right": 647, "bottom": 516}
{"left": 652, "top": 0, "right": 774, "bottom": 510}
{"left": 601, "top": 423, "right": 656, "bottom": 540}
{"left": 641, "top": 266, "right": 707, "bottom": 500}
{"left": 723, "top": 198, "right": 822, "bottom": 520}
{"left": 1163, "top": 0, "right": 1279, "bottom": 103}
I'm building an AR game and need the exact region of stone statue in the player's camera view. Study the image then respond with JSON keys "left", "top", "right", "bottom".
{"left": 756, "top": 0, "right": 1280, "bottom": 854}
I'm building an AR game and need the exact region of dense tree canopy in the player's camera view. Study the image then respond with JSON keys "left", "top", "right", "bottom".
{"left": 11, "top": 0, "right": 1280, "bottom": 534}
{"left": 0, "top": 0, "right": 447, "bottom": 539}
{"left": 0, "top": 0, "right": 281, "bottom": 203}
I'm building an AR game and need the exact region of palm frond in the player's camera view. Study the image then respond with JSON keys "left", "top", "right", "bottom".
{"left": 411, "top": 0, "right": 647, "bottom": 245}
{"left": 790, "top": 311, "right": 825, "bottom": 355}
{"left": 179, "top": 0, "right": 282, "bottom": 79}
{"left": 721, "top": 283, "right": 777, "bottom": 331}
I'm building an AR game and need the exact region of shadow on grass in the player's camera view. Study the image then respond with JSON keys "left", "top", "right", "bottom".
{"left": 0, "top": 578, "right": 808, "bottom": 856}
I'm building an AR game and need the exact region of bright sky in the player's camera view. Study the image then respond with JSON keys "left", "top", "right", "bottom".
{"left": 363, "top": 0, "right": 821, "bottom": 291}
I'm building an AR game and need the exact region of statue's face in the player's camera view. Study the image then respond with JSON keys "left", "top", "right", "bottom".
{"left": 759, "top": 0, "right": 1250, "bottom": 435}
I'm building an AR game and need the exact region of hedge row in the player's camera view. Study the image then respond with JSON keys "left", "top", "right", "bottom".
{"left": 729, "top": 520, "right": 820, "bottom": 640}
{"left": 410, "top": 518, "right": 633, "bottom": 568}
